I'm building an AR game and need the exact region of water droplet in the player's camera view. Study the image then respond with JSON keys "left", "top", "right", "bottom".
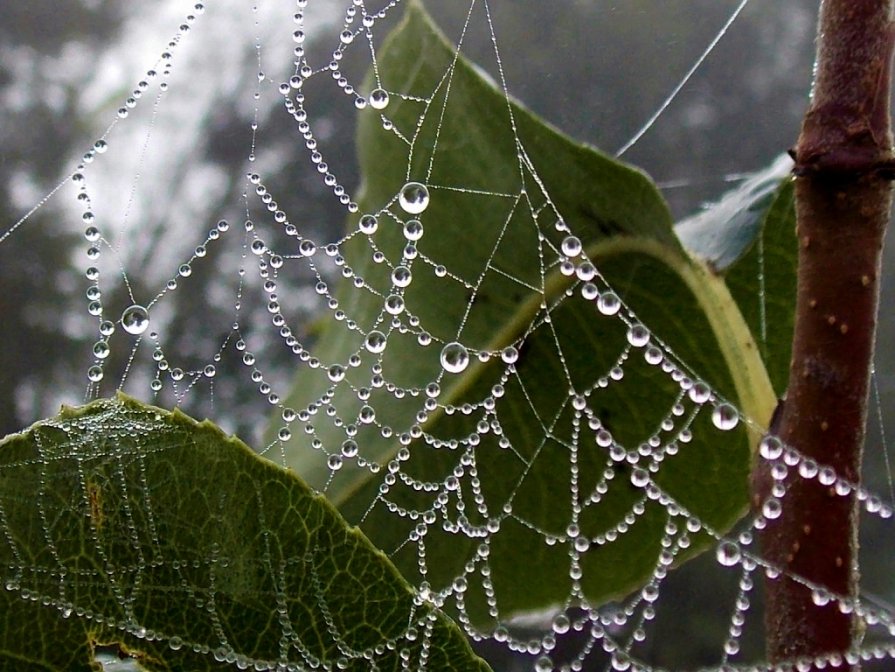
{"left": 689, "top": 381, "right": 711, "bottom": 404}
{"left": 551, "top": 614, "right": 570, "bottom": 634}
{"left": 644, "top": 346, "right": 663, "bottom": 365}
{"left": 561, "top": 235, "right": 582, "bottom": 257}
{"left": 93, "top": 341, "right": 110, "bottom": 359}
{"left": 341, "top": 440, "right": 358, "bottom": 458}
{"left": 87, "top": 365, "right": 103, "bottom": 382}
{"left": 369, "top": 88, "right": 389, "bottom": 110}
{"left": 631, "top": 468, "right": 650, "bottom": 487}
{"left": 359, "top": 214, "right": 378, "bottom": 235}
{"left": 327, "top": 364, "right": 346, "bottom": 382}
{"left": 712, "top": 403, "right": 739, "bottom": 431}
{"left": 759, "top": 435, "right": 783, "bottom": 460}
{"left": 811, "top": 589, "right": 831, "bottom": 606}
{"left": 404, "top": 219, "right": 423, "bottom": 241}
{"left": 818, "top": 466, "right": 837, "bottom": 485}
{"left": 178, "top": 263, "right": 192, "bottom": 277}
{"left": 626, "top": 323, "right": 650, "bottom": 348}
{"left": 597, "top": 291, "right": 620, "bottom": 316}
{"left": 392, "top": 266, "right": 412, "bottom": 288}
{"left": 121, "top": 305, "right": 150, "bottom": 335}
{"left": 581, "top": 282, "right": 598, "bottom": 300}
{"left": 440, "top": 342, "right": 470, "bottom": 374}
{"left": 398, "top": 182, "right": 429, "bottom": 215}
{"left": 501, "top": 346, "right": 519, "bottom": 364}
{"left": 535, "top": 655, "right": 554, "bottom": 672}
{"left": 385, "top": 294, "right": 405, "bottom": 315}
{"left": 716, "top": 541, "right": 741, "bottom": 567}
{"left": 762, "top": 498, "right": 782, "bottom": 519}
{"left": 365, "top": 330, "right": 387, "bottom": 354}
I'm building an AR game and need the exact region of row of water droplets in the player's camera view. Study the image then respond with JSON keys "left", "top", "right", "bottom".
{"left": 75, "top": 6, "right": 204, "bottom": 390}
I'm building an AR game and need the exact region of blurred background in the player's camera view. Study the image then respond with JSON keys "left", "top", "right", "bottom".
{"left": 2, "top": 0, "right": 894, "bottom": 669}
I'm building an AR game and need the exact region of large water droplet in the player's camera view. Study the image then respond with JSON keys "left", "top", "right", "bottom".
{"left": 369, "top": 88, "right": 389, "bottom": 110}
{"left": 384, "top": 294, "right": 405, "bottom": 315}
{"left": 762, "top": 498, "right": 782, "bottom": 519}
{"left": 365, "top": 330, "right": 387, "bottom": 354}
{"left": 551, "top": 613, "right": 570, "bottom": 634}
{"left": 631, "top": 468, "right": 650, "bottom": 487}
{"left": 341, "top": 440, "right": 359, "bottom": 458}
{"left": 121, "top": 305, "right": 150, "bottom": 335}
{"left": 759, "top": 435, "right": 783, "bottom": 460}
{"left": 391, "top": 265, "right": 412, "bottom": 288}
{"left": 440, "top": 342, "right": 469, "bottom": 374}
{"left": 399, "top": 182, "right": 429, "bottom": 215}
{"left": 712, "top": 403, "right": 739, "bottom": 431}
{"left": 715, "top": 541, "right": 741, "bottom": 567}
{"left": 626, "top": 323, "right": 650, "bottom": 348}
{"left": 688, "top": 381, "right": 711, "bottom": 404}
{"left": 404, "top": 219, "right": 424, "bottom": 241}
{"left": 596, "top": 291, "right": 620, "bottom": 316}
{"left": 359, "top": 214, "right": 378, "bottom": 235}
{"left": 501, "top": 346, "right": 519, "bottom": 364}
{"left": 561, "top": 235, "right": 582, "bottom": 257}
{"left": 644, "top": 346, "right": 663, "bottom": 365}
{"left": 93, "top": 341, "right": 110, "bottom": 360}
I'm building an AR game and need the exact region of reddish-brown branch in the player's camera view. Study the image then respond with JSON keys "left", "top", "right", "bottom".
{"left": 756, "top": 1, "right": 895, "bottom": 668}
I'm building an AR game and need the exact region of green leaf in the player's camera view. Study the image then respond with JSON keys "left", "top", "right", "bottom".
{"left": 0, "top": 395, "right": 491, "bottom": 672}
{"left": 278, "top": 0, "right": 778, "bottom": 623}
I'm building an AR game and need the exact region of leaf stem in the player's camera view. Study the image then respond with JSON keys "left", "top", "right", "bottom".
{"left": 757, "top": 1, "right": 895, "bottom": 667}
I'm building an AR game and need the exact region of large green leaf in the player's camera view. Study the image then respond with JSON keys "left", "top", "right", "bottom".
{"left": 278, "top": 0, "right": 779, "bottom": 623}
{"left": 0, "top": 395, "right": 490, "bottom": 672}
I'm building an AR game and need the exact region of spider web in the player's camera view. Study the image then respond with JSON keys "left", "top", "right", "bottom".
{"left": 3, "top": 1, "right": 895, "bottom": 671}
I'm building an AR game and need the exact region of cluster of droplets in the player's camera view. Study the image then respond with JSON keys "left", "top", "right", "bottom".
{"left": 74, "top": 4, "right": 212, "bottom": 390}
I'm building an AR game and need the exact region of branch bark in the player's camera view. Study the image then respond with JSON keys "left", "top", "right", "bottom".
{"left": 756, "top": 1, "right": 895, "bottom": 668}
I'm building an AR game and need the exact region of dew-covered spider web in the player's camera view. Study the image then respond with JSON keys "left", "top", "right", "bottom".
{"left": 4, "top": 0, "right": 895, "bottom": 671}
